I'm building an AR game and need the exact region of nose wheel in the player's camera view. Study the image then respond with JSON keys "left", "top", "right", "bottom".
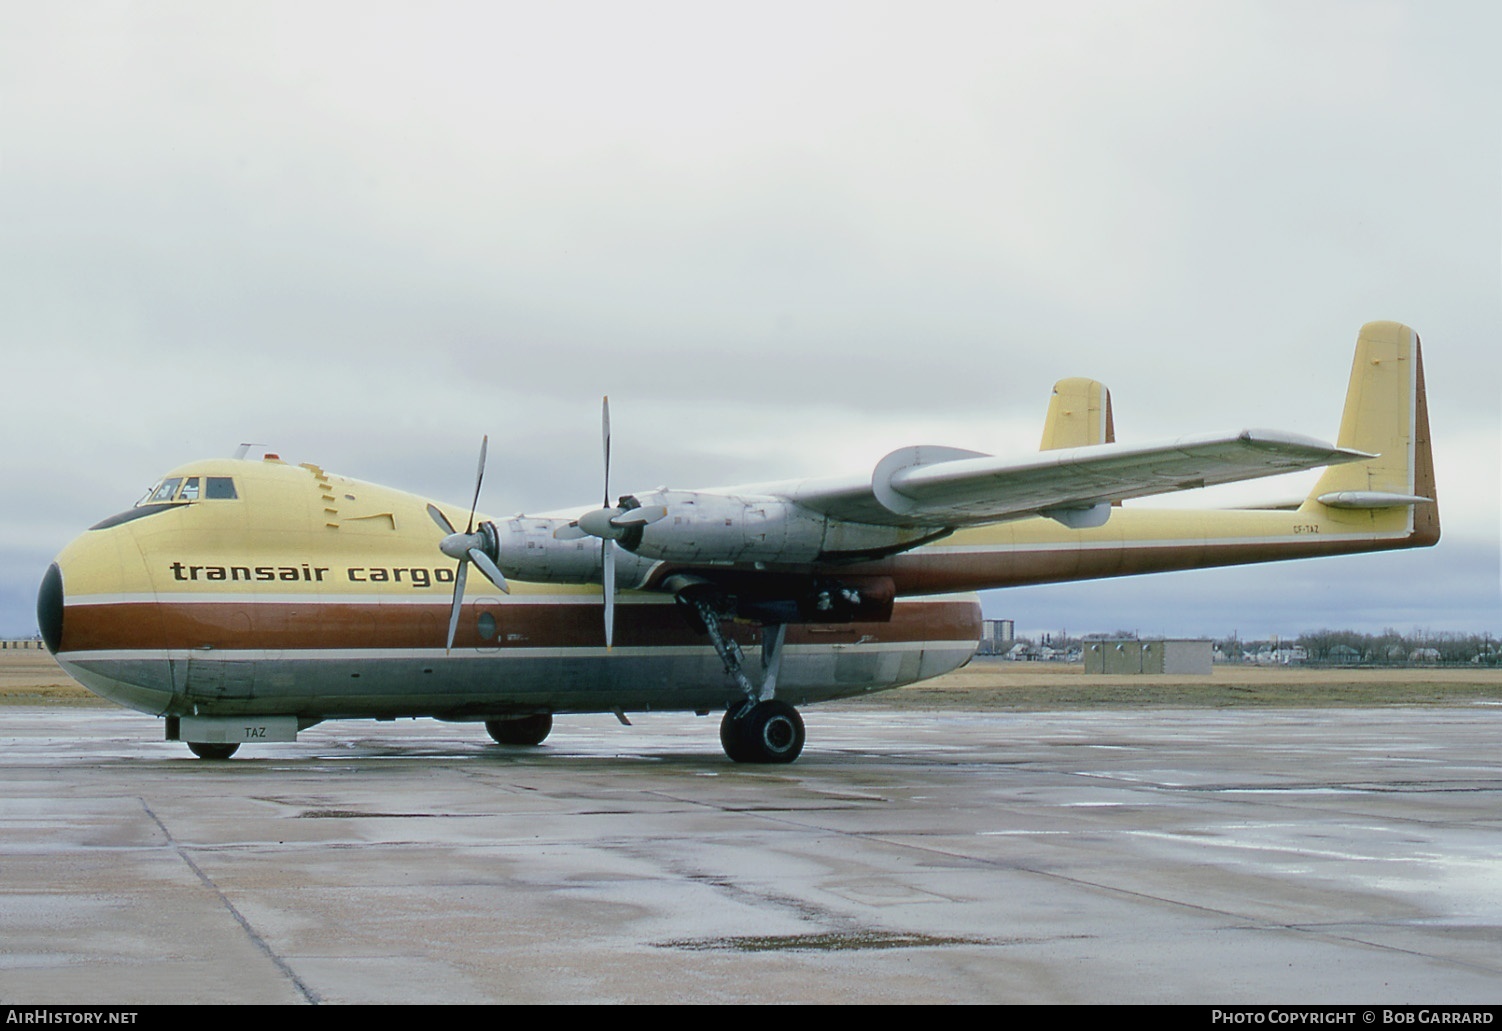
{"left": 485, "top": 714, "right": 553, "bottom": 746}
{"left": 187, "top": 742, "right": 240, "bottom": 760}
{"left": 720, "top": 700, "right": 805, "bottom": 764}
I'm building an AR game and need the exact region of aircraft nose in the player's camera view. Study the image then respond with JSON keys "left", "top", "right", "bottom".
{"left": 37, "top": 563, "right": 63, "bottom": 654}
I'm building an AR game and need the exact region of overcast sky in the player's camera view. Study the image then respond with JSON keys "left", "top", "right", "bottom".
{"left": 2, "top": 1, "right": 1497, "bottom": 639}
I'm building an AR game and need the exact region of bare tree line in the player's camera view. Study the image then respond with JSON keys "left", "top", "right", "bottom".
{"left": 1238, "top": 629, "right": 1498, "bottom": 666}
{"left": 1013, "top": 629, "right": 1501, "bottom": 666}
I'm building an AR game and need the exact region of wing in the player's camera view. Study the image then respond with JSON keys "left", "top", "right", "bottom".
{"left": 784, "top": 430, "right": 1373, "bottom": 529}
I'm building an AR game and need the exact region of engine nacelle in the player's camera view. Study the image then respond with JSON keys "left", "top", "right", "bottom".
{"left": 488, "top": 517, "right": 657, "bottom": 587}
{"left": 627, "top": 491, "right": 829, "bottom": 564}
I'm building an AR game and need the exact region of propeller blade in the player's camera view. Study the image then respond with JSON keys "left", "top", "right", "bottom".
{"left": 601, "top": 396, "right": 611, "bottom": 508}
{"left": 435, "top": 435, "right": 504, "bottom": 650}
{"left": 469, "top": 548, "right": 510, "bottom": 594}
{"left": 603, "top": 538, "right": 616, "bottom": 649}
{"left": 427, "top": 504, "right": 456, "bottom": 535}
{"left": 466, "top": 435, "right": 488, "bottom": 534}
{"left": 446, "top": 560, "right": 468, "bottom": 652}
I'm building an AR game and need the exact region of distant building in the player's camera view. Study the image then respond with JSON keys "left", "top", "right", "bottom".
{"left": 1254, "top": 645, "right": 1307, "bottom": 665}
{"left": 1, "top": 637, "right": 46, "bottom": 650}
{"left": 1084, "top": 639, "right": 1213, "bottom": 675}
{"left": 980, "top": 619, "right": 1015, "bottom": 654}
{"left": 1212, "top": 644, "right": 1249, "bottom": 664}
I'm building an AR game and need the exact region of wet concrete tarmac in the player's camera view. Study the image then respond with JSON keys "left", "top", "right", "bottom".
{"left": 2, "top": 705, "right": 1500, "bottom": 1004}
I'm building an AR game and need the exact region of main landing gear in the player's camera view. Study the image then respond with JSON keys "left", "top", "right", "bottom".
{"left": 720, "top": 699, "right": 805, "bottom": 764}
{"left": 679, "top": 592, "right": 805, "bottom": 764}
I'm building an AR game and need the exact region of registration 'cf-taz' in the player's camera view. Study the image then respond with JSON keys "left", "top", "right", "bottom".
{"left": 40, "top": 322, "right": 1438, "bottom": 762}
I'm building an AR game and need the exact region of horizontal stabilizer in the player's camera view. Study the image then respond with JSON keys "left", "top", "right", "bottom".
{"left": 1317, "top": 491, "right": 1433, "bottom": 509}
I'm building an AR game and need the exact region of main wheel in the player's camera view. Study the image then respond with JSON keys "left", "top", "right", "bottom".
{"left": 485, "top": 714, "right": 553, "bottom": 746}
{"left": 187, "top": 742, "right": 239, "bottom": 760}
{"left": 719, "top": 707, "right": 753, "bottom": 763}
{"left": 720, "top": 700, "right": 805, "bottom": 764}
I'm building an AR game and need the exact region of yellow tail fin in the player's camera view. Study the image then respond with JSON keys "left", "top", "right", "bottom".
{"left": 1039, "top": 377, "right": 1114, "bottom": 451}
{"left": 1303, "top": 321, "right": 1439, "bottom": 543}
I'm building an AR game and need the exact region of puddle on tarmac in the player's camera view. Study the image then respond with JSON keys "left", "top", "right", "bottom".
{"left": 656, "top": 931, "right": 992, "bottom": 952}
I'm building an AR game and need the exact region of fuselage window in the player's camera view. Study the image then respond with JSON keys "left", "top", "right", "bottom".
{"left": 477, "top": 611, "right": 498, "bottom": 641}
{"left": 205, "top": 477, "right": 238, "bottom": 500}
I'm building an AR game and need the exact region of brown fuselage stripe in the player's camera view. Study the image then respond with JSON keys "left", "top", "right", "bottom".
{"left": 59, "top": 598, "right": 983, "bottom": 653}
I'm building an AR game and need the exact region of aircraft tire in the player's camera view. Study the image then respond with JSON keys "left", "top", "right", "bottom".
{"left": 720, "top": 700, "right": 804, "bottom": 764}
{"left": 719, "top": 708, "right": 753, "bottom": 762}
{"left": 485, "top": 714, "right": 553, "bottom": 746}
{"left": 187, "top": 742, "right": 240, "bottom": 760}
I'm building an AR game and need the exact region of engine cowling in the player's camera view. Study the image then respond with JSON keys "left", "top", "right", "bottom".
{"left": 487, "top": 517, "right": 657, "bottom": 587}
{"left": 624, "top": 491, "right": 824, "bottom": 564}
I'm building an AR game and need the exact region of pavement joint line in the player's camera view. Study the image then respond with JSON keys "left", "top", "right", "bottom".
{"left": 137, "top": 796, "right": 322, "bottom": 1005}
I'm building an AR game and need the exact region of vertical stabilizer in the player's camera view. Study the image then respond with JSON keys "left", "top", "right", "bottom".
{"left": 1304, "top": 321, "right": 1439, "bottom": 543}
{"left": 1040, "top": 378, "right": 1114, "bottom": 451}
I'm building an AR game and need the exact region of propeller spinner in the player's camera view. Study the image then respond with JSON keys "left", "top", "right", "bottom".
{"left": 429, "top": 435, "right": 509, "bottom": 651}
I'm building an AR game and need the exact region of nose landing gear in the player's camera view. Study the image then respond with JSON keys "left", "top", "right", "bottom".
{"left": 187, "top": 742, "right": 240, "bottom": 760}
{"left": 485, "top": 714, "right": 553, "bottom": 746}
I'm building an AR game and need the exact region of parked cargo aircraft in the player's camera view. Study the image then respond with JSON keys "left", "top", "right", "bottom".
{"left": 38, "top": 322, "right": 1437, "bottom": 762}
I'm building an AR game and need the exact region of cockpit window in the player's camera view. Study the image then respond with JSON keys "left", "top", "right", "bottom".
{"left": 97, "top": 473, "right": 238, "bottom": 531}
{"left": 147, "top": 478, "right": 183, "bottom": 503}
{"left": 136, "top": 475, "right": 238, "bottom": 506}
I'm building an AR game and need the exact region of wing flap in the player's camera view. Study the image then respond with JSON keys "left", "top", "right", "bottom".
{"left": 793, "top": 430, "right": 1372, "bottom": 528}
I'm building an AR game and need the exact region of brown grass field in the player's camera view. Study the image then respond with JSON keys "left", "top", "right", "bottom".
{"left": 837, "top": 656, "right": 1502, "bottom": 710}
{"left": 5, "top": 648, "right": 1502, "bottom": 710}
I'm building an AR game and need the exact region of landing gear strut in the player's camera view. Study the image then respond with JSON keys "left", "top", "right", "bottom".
{"left": 679, "top": 591, "right": 804, "bottom": 763}
{"left": 485, "top": 714, "right": 553, "bottom": 746}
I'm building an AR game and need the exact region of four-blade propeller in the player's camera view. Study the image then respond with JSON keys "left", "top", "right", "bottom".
{"left": 550, "top": 397, "right": 666, "bottom": 647}
{"left": 428, "top": 435, "right": 509, "bottom": 652}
